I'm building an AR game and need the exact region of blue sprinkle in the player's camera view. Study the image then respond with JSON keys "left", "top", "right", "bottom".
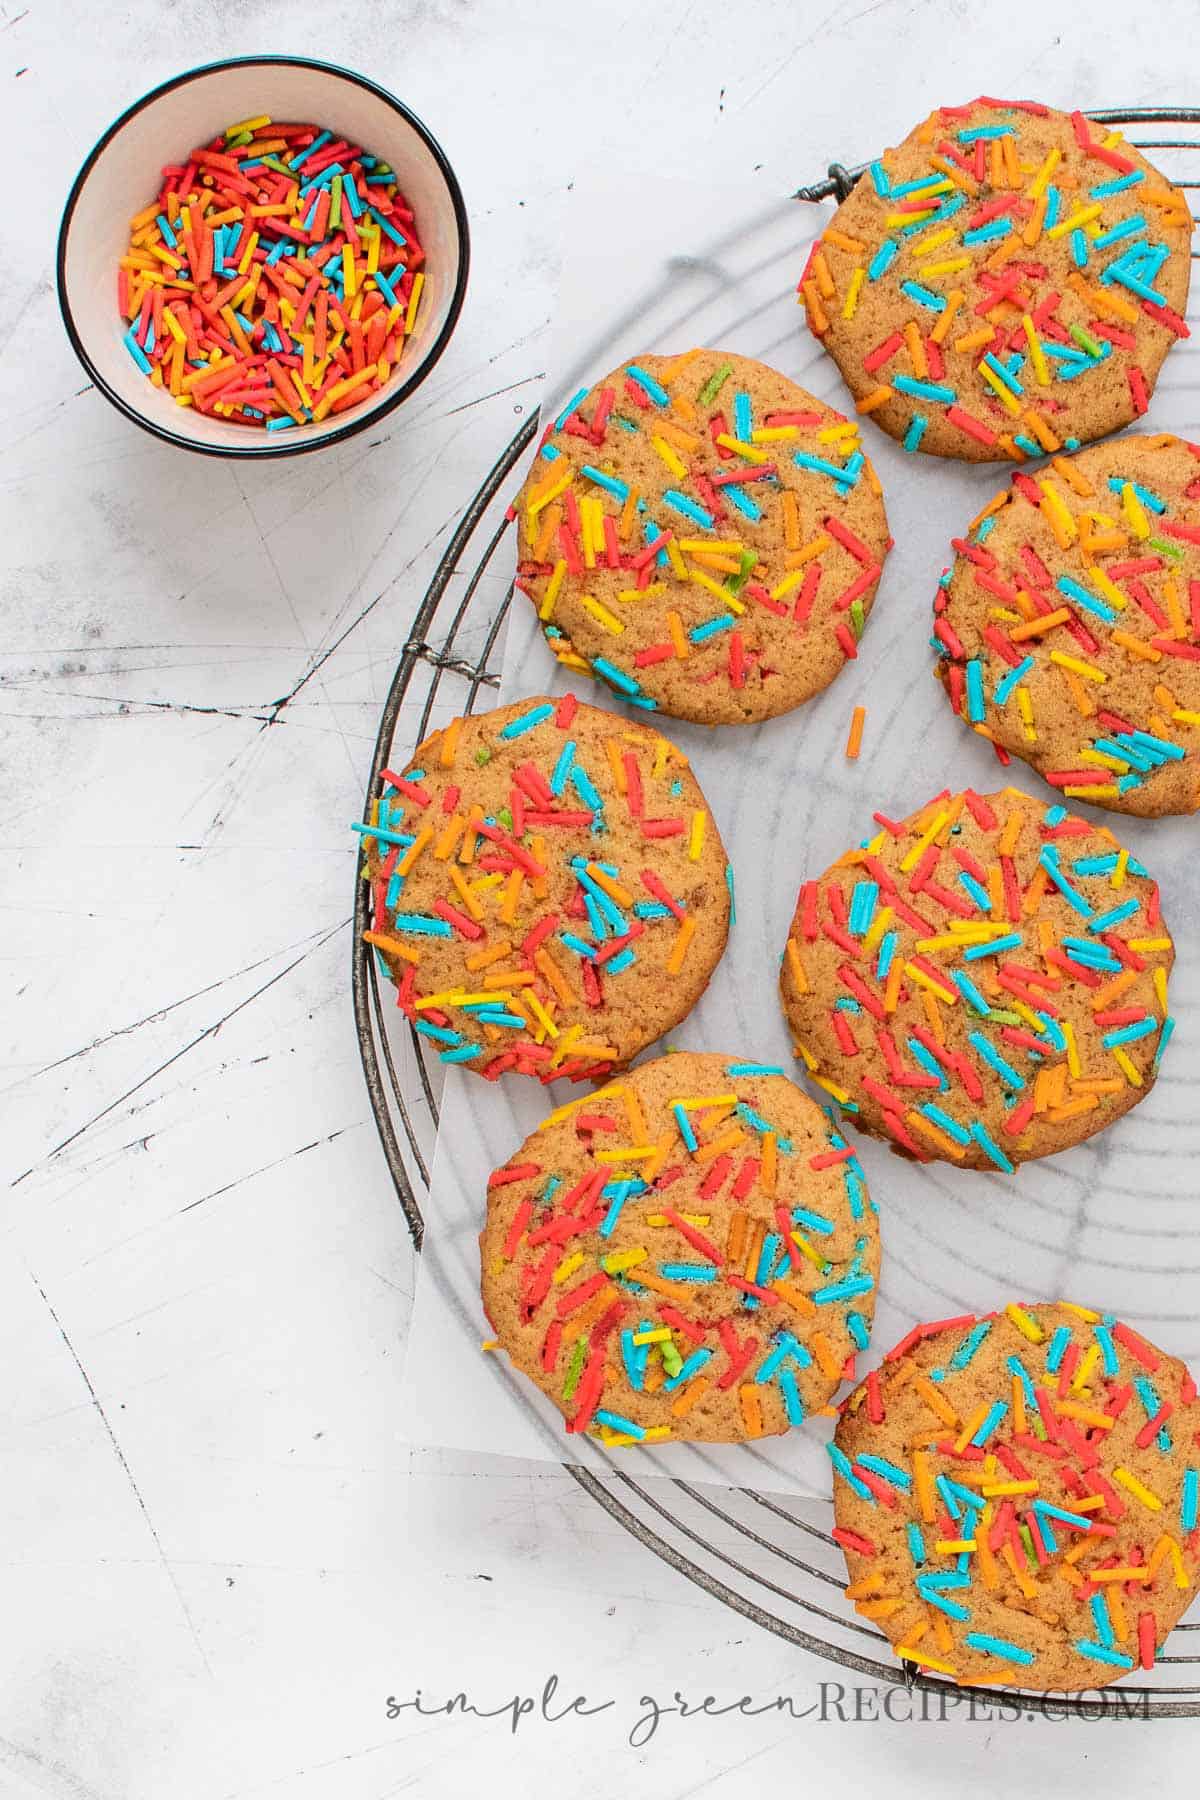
{"left": 958, "top": 871, "right": 993, "bottom": 911}
{"left": 950, "top": 969, "right": 991, "bottom": 1016}
{"left": 1102, "top": 1017, "right": 1157, "bottom": 1049}
{"left": 594, "top": 1409, "right": 645, "bottom": 1440}
{"left": 828, "top": 1442, "right": 873, "bottom": 1501}
{"left": 965, "top": 659, "right": 986, "bottom": 723}
{"left": 919, "top": 1103, "right": 971, "bottom": 1147}
{"left": 661, "top": 489, "right": 714, "bottom": 529}
{"left": 858, "top": 1453, "right": 912, "bottom": 1491}
{"left": 903, "top": 414, "right": 928, "bottom": 453}
{"left": 500, "top": 702, "right": 555, "bottom": 739}
{"left": 1056, "top": 574, "right": 1117, "bottom": 623}
{"left": 900, "top": 280, "right": 946, "bottom": 312}
{"left": 970, "top": 1121, "right": 1014, "bottom": 1173}
{"left": 867, "top": 238, "right": 900, "bottom": 279}
{"left": 893, "top": 375, "right": 957, "bottom": 404}
{"left": 553, "top": 386, "right": 588, "bottom": 430}
{"left": 625, "top": 364, "right": 669, "bottom": 405}
{"left": 390, "top": 912, "right": 453, "bottom": 938}
{"left": 657, "top": 1263, "right": 717, "bottom": 1284}
{"left": 689, "top": 613, "right": 735, "bottom": 644}
{"left": 581, "top": 464, "right": 630, "bottom": 502}
{"left": 593, "top": 657, "right": 646, "bottom": 698}
{"left": 779, "top": 1366, "right": 805, "bottom": 1426}
{"left": 1073, "top": 1641, "right": 1133, "bottom": 1670}
{"left": 550, "top": 740, "right": 576, "bottom": 795}
{"left": 963, "top": 932, "right": 1022, "bottom": 961}
{"left": 949, "top": 1320, "right": 992, "bottom": 1370}
{"left": 965, "top": 1634, "right": 1035, "bottom": 1666}
{"left": 664, "top": 1348, "right": 713, "bottom": 1392}
{"left": 1046, "top": 1325, "right": 1072, "bottom": 1373}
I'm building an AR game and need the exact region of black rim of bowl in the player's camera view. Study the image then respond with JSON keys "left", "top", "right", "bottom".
{"left": 56, "top": 53, "right": 471, "bottom": 460}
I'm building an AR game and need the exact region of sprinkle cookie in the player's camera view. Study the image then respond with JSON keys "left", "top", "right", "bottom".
{"left": 514, "top": 349, "right": 891, "bottom": 724}
{"left": 355, "top": 697, "right": 731, "bottom": 1082}
{"left": 833, "top": 1302, "right": 1200, "bottom": 1691}
{"left": 804, "top": 99, "right": 1192, "bottom": 462}
{"left": 935, "top": 434, "right": 1200, "bottom": 817}
{"left": 779, "top": 786, "right": 1173, "bottom": 1170}
{"left": 480, "top": 1052, "right": 879, "bottom": 1445}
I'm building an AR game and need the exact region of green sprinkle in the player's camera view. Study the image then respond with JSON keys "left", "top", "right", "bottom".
{"left": 697, "top": 362, "right": 733, "bottom": 407}
{"left": 729, "top": 548, "right": 757, "bottom": 596}
{"left": 849, "top": 598, "right": 865, "bottom": 640}
{"left": 1069, "top": 323, "right": 1103, "bottom": 357}
{"left": 561, "top": 1337, "right": 588, "bottom": 1402}
{"left": 475, "top": 747, "right": 492, "bottom": 766}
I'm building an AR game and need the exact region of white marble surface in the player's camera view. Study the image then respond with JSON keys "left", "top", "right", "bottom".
{"left": 7, "top": 3, "right": 1200, "bottom": 1795}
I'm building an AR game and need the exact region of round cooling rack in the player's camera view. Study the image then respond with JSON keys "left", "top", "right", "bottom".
{"left": 354, "top": 110, "right": 1200, "bottom": 1716}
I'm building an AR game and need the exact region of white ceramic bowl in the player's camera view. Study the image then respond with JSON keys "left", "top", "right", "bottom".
{"left": 57, "top": 56, "right": 470, "bottom": 457}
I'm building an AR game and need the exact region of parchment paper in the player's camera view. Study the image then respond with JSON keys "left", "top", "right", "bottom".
{"left": 395, "top": 170, "right": 1200, "bottom": 1496}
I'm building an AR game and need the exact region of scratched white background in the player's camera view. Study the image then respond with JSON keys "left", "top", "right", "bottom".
{"left": 7, "top": 3, "right": 1200, "bottom": 1797}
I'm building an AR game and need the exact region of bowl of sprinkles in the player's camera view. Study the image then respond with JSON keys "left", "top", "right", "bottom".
{"left": 57, "top": 56, "right": 469, "bottom": 456}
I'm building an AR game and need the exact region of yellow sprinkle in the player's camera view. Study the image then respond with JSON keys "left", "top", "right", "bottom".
{"left": 842, "top": 265, "right": 866, "bottom": 319}
{"left": 527, "top": 468, "right": 575, "bottom": 517}
{"left": 715, "top": 434, "right": 769, "bottom": 464}
{"left": 894, "top": 1648, "right": 957, "bottom": 1676}
{"left": 1122, "top": 481, "right": 1152, "bottom": 539}
{"left": 650, "top": 434, "right": 687, "bottom": 478}
{"left": 1004, "top": 1303, "right": 1044, "bottom": 1344}
{"left": 1050, "top": 649, "right": 1106, "bottom": 684}
{"left": 1047, "top": 202, "right": 1103, "bottom": 241}
{"left": 604, "top": 1252, "right": 651, "bottom": 1281}
{"left": 1027, "top": 147, "right": 1061, "bottom": 200}
{"left": 899, "top": 809, "right": 949, "bottom": 873}
{"left": 979, "top": 359, "right": 1022, "bottom": 415}
{"left": 904, "top": 962, "right": 957, "bottom": 1005}
{"left": 861, "top": 905, "right": 894, "bottom": 955}
{"left": 404, "top": 270, "right": 425, "bottom": 335}
{"left": 1113, "top": 1466, "right": 1162, "bottom": 1511}
{"left": 581, "top": 594, "right": 625, "bottom": 635}
{"left": 1019, "top": 315, "right": 1049, "bottom": 387}
{"left": 688, "top": 810, "right": 706, "bottom": 862}
{"left": 552, "top": 1252, "right": 584, "bottom": 1285}
{"left": 921, "top": 256, "right": 972, "bottom": 277}
{"left": 1039, "top": 480, "right": 1077, "bottom": 546}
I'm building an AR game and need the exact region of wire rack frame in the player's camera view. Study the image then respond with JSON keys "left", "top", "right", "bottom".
{"left": 353, "top": 110, "right": 1200, "bottom": 1717}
